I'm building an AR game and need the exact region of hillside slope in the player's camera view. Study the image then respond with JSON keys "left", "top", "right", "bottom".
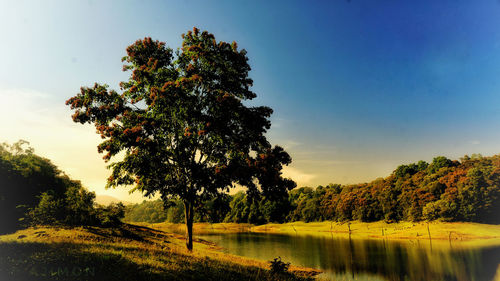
{"left": 0, "top": 224, "right": 318, "bottom": 281}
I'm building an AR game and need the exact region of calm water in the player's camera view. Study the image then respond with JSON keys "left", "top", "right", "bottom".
{"left": 197, "top": 232, "right": 500, "bottom": 281}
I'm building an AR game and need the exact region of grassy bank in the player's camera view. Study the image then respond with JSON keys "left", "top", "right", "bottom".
{"left": 141, "top": 222, "right": 254, "bottom": 235}
{"left": 147, "top": 221, "right": 500, "bottom": 248}
{"left": 0, "top": 224, "right": 319, "bottom": 281}
{"left": 254, "top": 221, "right": 500, "bottom": 240}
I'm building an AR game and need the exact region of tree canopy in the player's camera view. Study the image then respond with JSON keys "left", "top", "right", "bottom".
{"left": 66, "top": 28, "right": 295, "bottom": 250}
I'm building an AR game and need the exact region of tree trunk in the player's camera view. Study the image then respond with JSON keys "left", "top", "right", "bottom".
{"left": 184, "top": 200, "right": 194, "bottom": 251}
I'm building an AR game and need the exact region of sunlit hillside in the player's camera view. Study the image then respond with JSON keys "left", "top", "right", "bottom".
{"left": 0, "top": 224, "right": 318, "bottom": 281}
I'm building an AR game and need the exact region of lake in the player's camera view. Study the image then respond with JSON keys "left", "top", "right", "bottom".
{"left": 197, "top": 232, "right": 500, "bottom": 281}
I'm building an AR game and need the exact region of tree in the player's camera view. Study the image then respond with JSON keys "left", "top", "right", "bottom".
{"left": 0, "top": 140, "right": 70, "bottom": 233}
{"left": 427, "top": 156, "right": 454, "bottom": 174}
{"left": 261, "top": 195, "right": 291, "bottom": 223}
{"left": 66, "top": 28, "right": 295, "bottom": 250}
{"left": 224, "top": 191, "right": 248, "bottom": 223}
{"left": 198, "top": 194, "right": 231, "bottom": 223}
{"left": 123, "top": 199, "right": 167, "bottom": 223}
{"left": 0, "top": 140, "right": 124, "bottom": 230}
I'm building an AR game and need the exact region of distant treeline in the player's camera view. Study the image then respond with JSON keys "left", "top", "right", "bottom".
{"left": 0, "top": 141, "right": 124, "bottom": 234}
{"left": 125, "top": 154, "right": 500, "bottom": 224}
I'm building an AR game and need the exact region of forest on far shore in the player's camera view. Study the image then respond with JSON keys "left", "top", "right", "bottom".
{"left": 125, "top": 154, "right": 500, "bottom": 225}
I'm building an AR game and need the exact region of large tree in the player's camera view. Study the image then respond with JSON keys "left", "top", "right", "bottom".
{"left": 66, "top": 28, "right": 295, "bottom": 250}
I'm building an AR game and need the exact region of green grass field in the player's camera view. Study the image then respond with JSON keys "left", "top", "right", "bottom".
{"left": 0, "top": 224, "right": 318, "bottom": 281}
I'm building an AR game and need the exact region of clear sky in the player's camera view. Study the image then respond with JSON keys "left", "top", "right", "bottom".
{"left": 2, "top": 0, "right": 500, "bottom": 203}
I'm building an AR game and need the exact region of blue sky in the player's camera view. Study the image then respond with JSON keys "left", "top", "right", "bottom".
{"left": 2, "top": 0, "right": 500, "bottom": 202}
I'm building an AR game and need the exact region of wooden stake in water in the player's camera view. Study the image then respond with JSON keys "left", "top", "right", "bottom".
{"left": 427, "top": 222, "right": 433, "bottom": 252}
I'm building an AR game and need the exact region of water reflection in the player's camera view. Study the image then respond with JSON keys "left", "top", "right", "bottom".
{"left": 198, "top": 232, "right": 500, "bottom": 281}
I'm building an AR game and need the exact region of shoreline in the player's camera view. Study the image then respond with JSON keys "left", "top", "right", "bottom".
{"left": 142, "top": 221, "right": 500, "bottom": 248}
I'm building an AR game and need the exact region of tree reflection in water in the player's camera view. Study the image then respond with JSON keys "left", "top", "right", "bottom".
{"left": 198, "top": 232, "right": 500, "bottom": 281}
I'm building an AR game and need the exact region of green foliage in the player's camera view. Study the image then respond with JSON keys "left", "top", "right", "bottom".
{"left": 394, "top": 160, "right": 428, "bottom": 178}
{"left": 124, "top": 199, "right": 168, "bottom": 223}
{"left": 200, "top": 194, "right": 231, "bottom": 223}
{"left": 0, "top": 140, "right": 71, "bottom": 232}
{"left": 96, "top": 203, "right": 126, "bottom": 227}
{"left": 261, "top": 197, "right": 291, "bottom": 223}
{"left": 221, "top": 192, "right": 290, "bottom": 225}
{"left": 27, "top": 192, "right": 65, "bottom": 225}
{"left": 166, "top": 200, "right": 186, "bottom": 223}
{"left": 64, "top": 185, "right": 97, "bottom": 226}
{"left": 427, "top": 156, "right": 454, "bottom": 174}
{"left": 0, "top": 140, "right": 124, "bottom": 231}
{"left": 224, "top": 192, "right": 248, "bottom": 223}
{"left": 124, "top": 196, "right": 231, "bottom": 224}
{"left": 27, "top": 182, "right": 125, "bottom": 228}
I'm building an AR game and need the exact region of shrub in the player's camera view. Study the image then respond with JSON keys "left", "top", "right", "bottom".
{"left": 26, "top": 192, "right": 65, "bottom": 225}
{"left": 269, "top": 256, "right": 290, "bottom": 275}
{"left": 26, "top": 187, "right": 125, "bottom": 228}
{"left": 95, "top": 203, "right": 125, "bottom": 227}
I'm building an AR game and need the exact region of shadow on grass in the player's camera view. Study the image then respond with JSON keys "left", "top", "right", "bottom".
{"left": 0, "top": 241, "right": 307, "bottom": 281}
{"left": 0, "top": 242, "right": 157, "bottom": 281}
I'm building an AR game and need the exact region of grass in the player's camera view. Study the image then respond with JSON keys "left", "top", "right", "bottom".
{"left": 0, "top": 224, "right": 319, "bottom": 281}
{"left": 252, "top": 221, "right": 500, "bottom": 240}
{"left": 138, "top": 222, "right": 254, "bottom": 235}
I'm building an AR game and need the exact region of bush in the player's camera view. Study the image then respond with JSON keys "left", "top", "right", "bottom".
{"left": 26, "top": 192, "right": 65, "bottom": 225}
{"left": 95, "top": 203, "right": 125, "bottom": 227}
{"left": 269, "top": 257, "right": 290, "bottom": 275}
{"left": 63, "top": 185, "right": 97, "bottom": 226}
{"left": 26, "top": 186, "right": 125, "bottom": 228}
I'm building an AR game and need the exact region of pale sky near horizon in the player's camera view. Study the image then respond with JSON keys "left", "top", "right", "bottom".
{"left": 2, "top": 0, "right": 500, "bottom": 203}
